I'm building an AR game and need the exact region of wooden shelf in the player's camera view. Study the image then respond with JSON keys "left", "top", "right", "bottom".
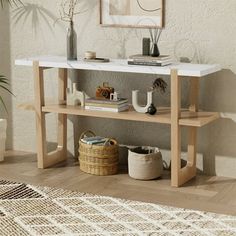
{"left": 18, "top": 98, "right": 56, "bottom": 112}
{"left": 41, "top": 104, "right": 219, "bottom": 128}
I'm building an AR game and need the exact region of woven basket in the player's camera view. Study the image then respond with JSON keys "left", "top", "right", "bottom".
{"left": 79, "top": 131, "right": 119, "bottom": 176}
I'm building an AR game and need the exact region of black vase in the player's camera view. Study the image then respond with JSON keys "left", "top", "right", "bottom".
{"left": 146, "top": 104, "right": 157, "bottom": 115}
{"left": 151, "top": 43, "right": 160, "bottom": 57}
{"left": 67, "top": 21, "right": 77, "bottom": 60}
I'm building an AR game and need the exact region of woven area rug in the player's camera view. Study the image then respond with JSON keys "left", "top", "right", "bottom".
{"left": 0, "top": 180, "right": 235, "bottom": 236}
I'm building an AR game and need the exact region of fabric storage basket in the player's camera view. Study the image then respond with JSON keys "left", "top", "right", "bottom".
{"left": 79, "top": 131, "right": 119, "bottom": 176}
{"left": 128, "top": 146, "right": 163, "bottom": 180}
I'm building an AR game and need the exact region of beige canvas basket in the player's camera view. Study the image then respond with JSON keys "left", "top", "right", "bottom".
{"left": 79, "top": 131, "right": 119, "bottom": 176}
{"left": 128, "top": 146, "right": 163, "bottom": 180}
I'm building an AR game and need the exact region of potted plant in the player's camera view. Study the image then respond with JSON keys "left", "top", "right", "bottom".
{"left": 0, "top": 0, "right": 19, "bottom": 161}
{"left": 0, "top": 75, "right": 12, "bottom": 161}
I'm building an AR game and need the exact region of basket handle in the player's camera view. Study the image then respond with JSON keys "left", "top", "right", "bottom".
{"left": 79, "top": 130, "right": 96, "bottom": 142}
{"left": 104, "top": 138, "right": 118, "bottom": 146}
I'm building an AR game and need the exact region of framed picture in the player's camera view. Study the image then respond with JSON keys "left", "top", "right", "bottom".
{"left": 100, "top": 0, "right": 164, "bottom": 28}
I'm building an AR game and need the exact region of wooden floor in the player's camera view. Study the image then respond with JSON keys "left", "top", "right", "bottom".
{"left": 1, "top": 151, "right": 236, "bottom": 216}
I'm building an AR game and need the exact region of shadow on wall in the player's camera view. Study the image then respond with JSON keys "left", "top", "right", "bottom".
{"left": 12, "top": 3, "right": 61, "bottom": 35}
{"left": 200, "top": 69, "right": 236, "bottom": 177}
{"left": 0, "top": 5, "right": 13, "bottom": 150}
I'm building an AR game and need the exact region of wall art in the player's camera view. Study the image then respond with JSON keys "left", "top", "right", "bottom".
{"left": 100, "top": 0, "right": 164, "bottom": 28}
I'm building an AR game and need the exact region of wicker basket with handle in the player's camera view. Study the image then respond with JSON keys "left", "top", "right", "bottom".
{"left": 78, "top": 130, "right": 119, "bottom": 176}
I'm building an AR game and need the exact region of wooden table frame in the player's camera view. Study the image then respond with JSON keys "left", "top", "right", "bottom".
{"left": 32, "top": 61, "right": 204, "bottom": 187}
{"left": 34, "top": 62, "right": 68, "bottom": 169}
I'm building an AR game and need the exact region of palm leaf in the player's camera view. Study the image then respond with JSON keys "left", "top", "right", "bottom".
{"left": 0, "top": 96, "right": 8, "bottom": 114}
{"left": 0, "top": 75, "right": 14, "bottom": 113}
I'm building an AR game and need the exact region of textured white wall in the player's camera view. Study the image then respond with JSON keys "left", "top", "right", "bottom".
{"left": 3, "top": 0, "right": 236, "bottom": 177}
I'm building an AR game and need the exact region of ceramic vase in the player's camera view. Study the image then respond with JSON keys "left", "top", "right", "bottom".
{"left": 151, "top": 43, "right": 160, "bottom": 57}
{"left": 67, "top": 21, "right": 77, "bottom": 60}
{"left": 132, "top": 90, "right": 153, "bottom": 113}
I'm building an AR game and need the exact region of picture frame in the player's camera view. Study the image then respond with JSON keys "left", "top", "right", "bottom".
{"left": 100, "top": 0, "right": 164, "bottom": 28}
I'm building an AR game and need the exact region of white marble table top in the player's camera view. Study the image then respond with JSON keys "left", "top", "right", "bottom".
{"left": 15, "top": 56, "right": 221, "bottom": 77}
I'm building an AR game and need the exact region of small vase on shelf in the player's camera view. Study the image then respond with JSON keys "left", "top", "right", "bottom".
{"left": 67, "top": 21, "right": 77, "bottom": 61}
{"left": 151, "top": 43, "right": 160, "bottom": 57}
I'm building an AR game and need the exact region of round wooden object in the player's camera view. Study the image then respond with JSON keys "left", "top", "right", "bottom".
{"left": 85, "top": 51, "right": 96, "bottom": 59}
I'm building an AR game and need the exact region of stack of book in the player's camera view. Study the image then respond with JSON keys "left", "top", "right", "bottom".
{"left": 85, "top": 98, "right": 129, "bottom": 112}
{"left": 128, "top": 54, "right": 172, "bottom": 67}
{"left": 81, "top": 136, "right": 108, "bottom": 145}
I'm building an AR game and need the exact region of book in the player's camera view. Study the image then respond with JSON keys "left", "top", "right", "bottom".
{"left": 85, "top": 105, "right": 129, "bottom": 112}
{"left": 81, "top": 136, "right": 108, "bottom": 145}
{"left": 81, "top": 136, "right": 104, "bottom": 142}
{"left": 130, "top": 58, "right": 172, "bottom": 63}
{"left": 128, "top": 60, "right": 172, "bottom": 67}
{"left": 129, "top": 54, "right": 171, "bottom": 61}
{"left": 85, "top": 102, "right": 128, "bottom": 108}
{"left": 85, "top": 97, "right": 128, "bottom": 105}
{"left": 84, "top": 139, "right": 107, "bottom": 145}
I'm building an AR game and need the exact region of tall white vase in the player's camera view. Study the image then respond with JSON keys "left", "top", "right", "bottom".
{"left": 132, "top": 90, "right": 153, "bottom": 113}
{"left": 0, "top": 119, "right": 7, "bottom": 162}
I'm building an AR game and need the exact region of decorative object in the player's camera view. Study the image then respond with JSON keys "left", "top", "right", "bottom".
{"left": 57, "top": 0, "right": 82, "bottom": 60}
{"left": 149, "top": 28, "right": 162, "bottom": 57}
{"left": 146, "top": 103, "right": 157, "bottom": 115}
{"left": 132, "top": 90, "right": 153, "bottom": 113}
{"left": 84, "top": 51, "right": 96, "bottom": 60}
{"left": 128, "top": 146, "right": 163, "bottom": 180}
{"left": 132, "top": 78, "right": 166, "bottom": 115}
{"left": 67, "top": 21, "right": 77, "bottom": 60}
{"left": 110, "top": 91, "right": 120, "bottom": 101}
{"left": 66, "top": 83, "right": 88, "bottom": 107}
{"left": 84, "top": 58, "right": 110, "bottom": 63}
{"left": 152, "top": 77, "right": 167, "bottom": 93}
{"left": 0, "top": 179, "right": 235, "bottom": 235}
{"left": 142, "top": 38, "right": 150, "bottom": 56}
{"left": 174, "top": 39, "right": 199, "bottom": 63}
{"left": 143, "top": 77, "right": 167, "bottom": 115}
{"left": 96, "top": 82, "right": 114, "bottom": 99}
{"left": 100, "top": 0, "right": 164, "bottom": 28}
{"left": 79, "top": 130, "right": 119, "bottom": 176}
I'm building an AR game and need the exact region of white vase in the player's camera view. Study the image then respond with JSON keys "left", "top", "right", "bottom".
{"left": 0, "top": 119, "right": 7, "bottom": 162}
{"left": 132, "top": 90, "right": 153, "bottom": 113}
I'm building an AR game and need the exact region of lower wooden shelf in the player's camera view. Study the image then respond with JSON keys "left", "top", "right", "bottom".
{"left": 41, "top": 104, "right": 219, "bottom": 128}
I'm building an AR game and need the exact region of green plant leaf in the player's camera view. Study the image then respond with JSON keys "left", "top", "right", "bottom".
{"left": 0, "top": 84, "right": 14, "bottom": 96}
{"left": 0, "top": 75, "right": 14, "bottom": 114}
{"left": 0, "top": 95, "right": 8, "bottom": 114}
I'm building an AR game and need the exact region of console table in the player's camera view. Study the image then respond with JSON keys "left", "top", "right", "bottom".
{"left": 15, "top": 56, "right": 221, "bottom": 187}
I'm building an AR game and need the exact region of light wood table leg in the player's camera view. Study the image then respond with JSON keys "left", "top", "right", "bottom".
{"left": 34, "top": 62, "right": 68, "bottom": 168}
{"left": 178, "top": 77, "right": 199, "bottom": 185}
{"left": 171, "top": 69, "right": 181, "bottom": 187}
{"left": 171, "top": 72, "right": 199, "bottom": 187}
{"left": 57, "top": 68, "right": 68, "bottom": 159}
{"left": 34, "top": 61, "right": 47, "bottom": 168}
